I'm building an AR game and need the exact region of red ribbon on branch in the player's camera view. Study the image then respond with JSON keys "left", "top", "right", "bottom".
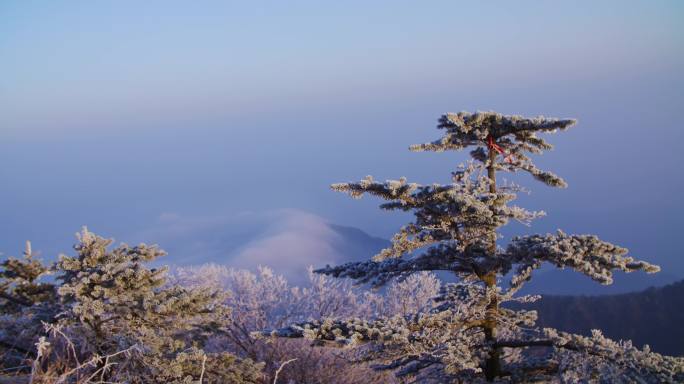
{"left": 487, "top": 135, "right": 513, "bottom": 163}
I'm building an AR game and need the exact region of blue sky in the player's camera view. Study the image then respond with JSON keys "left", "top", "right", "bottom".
{"left": 1, "top": 1, "right": 683, "bottom": 278}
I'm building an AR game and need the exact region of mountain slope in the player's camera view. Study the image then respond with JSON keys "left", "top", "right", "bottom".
{"left": 141, "top": 210, "right": 678, "bottom": 292}
{"left": 518, "top": 268, "right": 681, "bottom": 296}
{"left": 138, "top": 210, "right": 390, "bottom": 284}
{"left": 514, "top": 280, "right": 684, "bottom": 356}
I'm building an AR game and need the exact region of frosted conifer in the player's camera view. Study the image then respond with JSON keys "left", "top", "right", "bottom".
{"left": 266, "top": 111, "right": 682, "bottom": 383}
{"left": 52, "top": 227, "right": 264, "bottom": 382}
{"left": 1, "top": 229, "right": 263, "bottom": 383}
{"left": 0, "top": 242, "right": 57, "bottom": 368}
{"left": 0, "top": 241, "right": 56, "bottom": 312}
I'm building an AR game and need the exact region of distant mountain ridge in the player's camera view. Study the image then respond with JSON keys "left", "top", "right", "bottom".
{"left": 16, "top": 210, "right": 682, "bottom": 356}
{"left": 141, "top": 210, "right": 390, "bottom": 284}
{"left": 146, "top": 210, "right": 679, "bottom": 293}
{"left": 326, "top": 223, "right": 391, "bottom": 262}
{"left": 518, "top": 268, "right": 681, "bottom": 296}
{"left": 513, "top": 280, "right": 684, "bottom": 356}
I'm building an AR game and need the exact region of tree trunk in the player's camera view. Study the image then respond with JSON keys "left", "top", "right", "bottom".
{"left": 483, "top": 137, "right": 502, "bottom": 381}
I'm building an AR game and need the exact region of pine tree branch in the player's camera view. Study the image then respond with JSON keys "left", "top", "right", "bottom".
{"left": 493, "top": 339, "right": 601, "bottom": 357}
{"left": 0, "top": 291, "right": 33, "bottom": 307}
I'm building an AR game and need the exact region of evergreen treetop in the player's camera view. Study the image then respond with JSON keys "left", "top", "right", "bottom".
{"left": 269, "top": 111, "right": 676, "bottom": 383}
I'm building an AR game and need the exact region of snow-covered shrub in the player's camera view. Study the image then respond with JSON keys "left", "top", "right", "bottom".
{"left": 0, "top": 229, "right": 263, "bottom": 383}
{"left": 172, "top": 264, "right": 439, "bottom": 383}
{"left": 0, "top": 242, "right": 59, "bottom": 370}
{"left": 383, "top": 271, "right": 441, "bottom": 317}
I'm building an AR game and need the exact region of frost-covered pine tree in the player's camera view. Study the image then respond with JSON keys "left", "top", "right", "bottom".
{"left": 0, "top": 241, "right": 58, "bottom": 368}
{"left": 266, "top": 112, "right": 683, "bottom": 383}
{"left": 0, "top": 241, "right": 55, "bottom": 313}
{"left": 1, "top": 229, "right": 264, "bottom": 383}
{"left": 53, "top": 228, "right": 264, "bottom": 383}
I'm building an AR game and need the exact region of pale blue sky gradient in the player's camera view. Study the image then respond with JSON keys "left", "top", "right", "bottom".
{"left": 1, "top": 1, "right": 683, "bottom": 277}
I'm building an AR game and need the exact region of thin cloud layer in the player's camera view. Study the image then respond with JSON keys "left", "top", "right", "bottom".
{"left": 137, "top": 209, "right": 346, "bottom": 283}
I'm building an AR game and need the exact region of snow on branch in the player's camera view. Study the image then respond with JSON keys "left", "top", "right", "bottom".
{"left": 257, "top": 317, "right": 406, "bottom": 347}
{"left": 505, "top": 230, "right": 660, "bottom": 285}
{"left": 315, "top": 244, "right": 475, "bottom": 287}
{"left": 332, "top": 164, "right": 544, "bottom": 265}
{"left": 411, "top": 111, "right": 576, "bottom": 188}
{"left": 331, "top": 176, "right": 419, "bottom": 203}
{"left": 496, "top": 329, "right": 684, "bottom": 383}
{"left": 410, "top": 111, "right": 576, "bottom": 153}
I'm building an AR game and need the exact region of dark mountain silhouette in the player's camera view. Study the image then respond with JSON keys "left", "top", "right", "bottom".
{"left": 512, "top": 280, "right": 684, "bottom": 356}
{"left": 327, "top": 223, "right": 390, "bottom": 262}
{"left": 518, "top": 268, "right": 681, "bottom": 296}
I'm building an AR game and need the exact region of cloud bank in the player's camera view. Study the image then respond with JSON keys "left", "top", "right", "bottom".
{"left": 136, "top": 209, "right": 347, "bottom": 284}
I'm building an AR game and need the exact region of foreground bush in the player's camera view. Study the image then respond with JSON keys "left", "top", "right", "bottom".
{"left": 1, "top": 232, "right": 440, "bottom": 383}
{"left": 171, "top": 264, "right": 439, "bottom": 383}
{"left": 1, "top": 229, "right": 262, "bottom": 383}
